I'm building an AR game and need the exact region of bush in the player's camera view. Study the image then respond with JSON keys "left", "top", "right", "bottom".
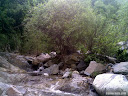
{"left": 23, "top": 0, "right": 123, "bottom": 57}
{"left": 116, "top": 50, "right": 128, "bottom": 62}
{"left": 23, "top": 0, "right": 93, "bottom": 55}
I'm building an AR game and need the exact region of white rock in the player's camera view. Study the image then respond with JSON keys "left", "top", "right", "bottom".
{"left": 44, "top": 73, "right": 49, "bottom": 77}
{"left": 62, "top": 72, "right": 71, "bottom": 78}
{"left": 93, "top": 73, "right": 128, "bottom": 96}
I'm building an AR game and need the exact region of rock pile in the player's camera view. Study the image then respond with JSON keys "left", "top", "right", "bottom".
{"left": 93, "top": 62, "right": 128, "bottom": 96}
{"left": 0, "top": 53, "right": 98, "bottom": 96}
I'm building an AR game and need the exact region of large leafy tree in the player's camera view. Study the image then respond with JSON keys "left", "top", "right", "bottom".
{"left": 23, "top": 0, "right": 123, "bottom": 56}
{"left": 0, "top": 0, "right": 45, "bottom": 52}
{"left": 23, "top": 0, "right": 93, "bottom": 55}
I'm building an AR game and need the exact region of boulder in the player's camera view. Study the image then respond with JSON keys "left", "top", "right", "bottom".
{"left": 0, "top": 56, "right": 25, "bottom": 73}
{"left": 63, "top": 53, "right": 82, "bottom": 68}
{"left": 93, "top": 73, "right": 128, "bottom": 96}
{"left": 46, "top": 64, "right": 59, "bottom": 75}
{"left": 0, "top": 52, "right": 30, "bottom": 71}
{"left": 77, "top": 60, "right": 87, "bottom": 71}
{"left": 113, "top": 62, "right": 128, "bottom": 74}
{"left": 0, "top": 82, "right": 27, "bottom": 96}
{"left": 84, "top": 61, "right": 105, "bottom": 76}
{"left": 0, "top": 56, "right": 13, "bottom": 69}
{"left": 36, "top": 53, "right": 51, "bottom": 62}
{"left": 0, "top": 71, "right": 26, "bottom": 83}
{"left": 32, "top": 53, "right": 51, "bottom": 66}
{"left": 0, "top": 82, "right": 11, "bottom": 96}
{"left": 32, "top": 58, "right": 39, "bottom": 65}
{"left": 59, "top": 74, "right": 92, "bottom": 94}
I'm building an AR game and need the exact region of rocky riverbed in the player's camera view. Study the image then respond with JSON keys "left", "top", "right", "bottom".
{"left": 0, "top": 52, "right": 128, "bottom": 96}
{"left": 0, "top": 52, "right": 98, "bottom": 96}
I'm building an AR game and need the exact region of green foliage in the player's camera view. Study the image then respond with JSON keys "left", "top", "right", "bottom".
{"left": 0, "top": 34, "right": 8, "bottom": 51}
{"left": 23, "top": 0, "right": 126, "bottom": 56}
{"left": 0, "top": 0, "right": 128, "bottom": 59}
{"left": 116, "top": 50, "right": 128, "bottom": 62}
{"left": 84, "top": 54, "right": 106, "bottom": 64}
{"left": 91, "top": 0, "right": 120, "bottom": 56}
{"left": 0, "top": 0, "right": 46, "bottom": 52}
{"left": 23, "top": 0, "right": 93, "bottom": 55}
{"left": 117, "top": 1, "right": 128, "bottom": 40}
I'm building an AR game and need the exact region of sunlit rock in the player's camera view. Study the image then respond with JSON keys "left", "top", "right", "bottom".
{"left": 84, "top": 61, "right": 105, "bottom": 76}
{"left": 93, "top": 73, "right": 128, "bottom": 96}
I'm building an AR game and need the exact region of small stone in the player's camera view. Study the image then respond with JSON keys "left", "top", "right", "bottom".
{"left": 44, "top": 73, "right": 49, "bottom": 77}
{"left": 62, "top": 72, "right": 71, "bottom": 78}
{"left": 71, "top": 71, "right": 80, "bottom": 78}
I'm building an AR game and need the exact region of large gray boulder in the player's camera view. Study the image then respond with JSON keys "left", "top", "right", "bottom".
{"left": 0, "top": 52, "right": 30, "bottom": 71}
{"left": 0, "top": 82, "right": 25, "bottom": 96}
{"left": 59, "top": 73, "right": 92, "bottom": 95}
{"left": 45, "top": 64, "right": 59, "bottom": 75}
{"left": 31, "top": 53, "right": 52, "bottom": 66}
{"left": 113, "top": 62, "right": 128, "bottom": 74}
{"left": 0, "top": 56, "right": 24, "bottom": 73}
{"left": 36, "top": 53, "right": 51, "bottom": 62}
{"left": 0, "top": 71, "right": 26, "bottom": 83}
{"left": 0, "top": 56, "right": 14, "bottom": 69}
{"left": 93, "top": 73, "right": 128, "bottom": 96}
{"left": 0, "top": 56, "right": 26, "bottom": 84}
{"left": 0, "top": 82, "right": 11, "bottom": 96}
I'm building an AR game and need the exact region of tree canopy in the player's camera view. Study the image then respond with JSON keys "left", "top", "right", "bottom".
{"left": 0, "top": 0, "right": 128, "bottom": 58}
{"left": 23, "top": 0, "right": 126, "bottom": 56}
